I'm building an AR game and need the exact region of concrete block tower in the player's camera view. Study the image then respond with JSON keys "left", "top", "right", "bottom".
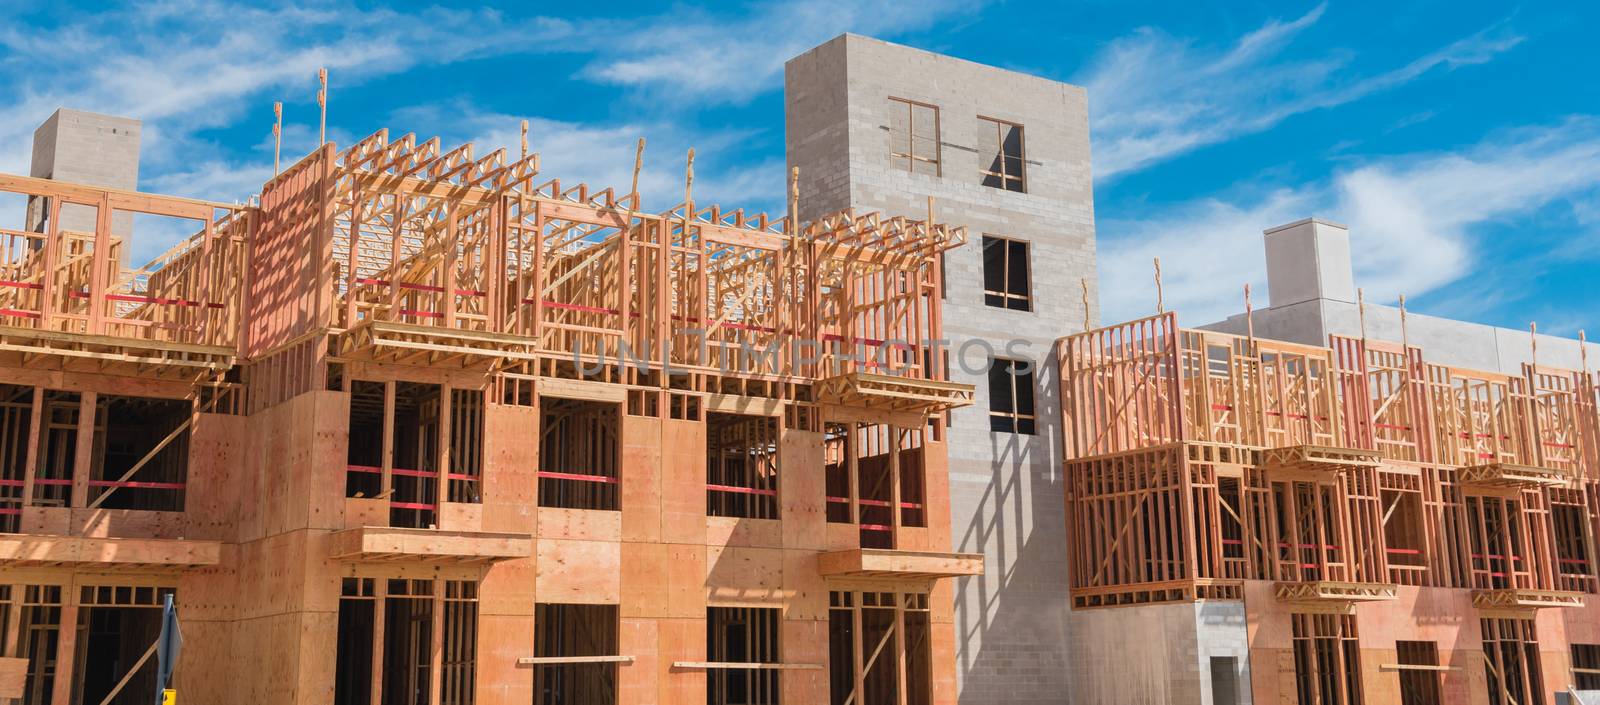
{"left": 26, "top": 107, "right": 142, "bottom": 243}
{"left": 786, "top": 34, "right": 1097, "bottom": 705}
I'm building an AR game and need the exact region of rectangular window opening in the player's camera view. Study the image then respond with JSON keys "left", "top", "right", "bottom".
{"left": 977, "top": 117, "right": 1025, "bottom": 192}
{"left": 1217, "top": 477, "right": 1246, "bottom": 578}
{"left": 981, "top": 236, "right": 1031, "bottom": 311}
{"left": 828, "top": 591, "right": 930, "bottom": 705}
{"left": 335, "top": 578, "right": 478, "bottom": 705}
{"left": 1467, "top": 496, "right": 1529, "bottom": 590}
{"left": 707, "top": 606, "right": 781, "bottom": 705}
{"left": 987, "top": 358, "right": 1036, "bottom": 435}
{"left": 535, "top": 603, "right": 619, "bottom": 705}
{"left": 16, "top": 585, "right": 62, "bottom": 704}
{"left": 448, "top": 388, "right": 484, "bottom": 504}
{"left": 72, "top": 585, "right": 175, "bottom": 705}
{"left": 887, "top": 98, "right": 940, "bottom": 176}
{"left": 538, "top": 398, "right": 620, "bottom": 511}
{"left": 89, "top": 395, "right": 191, "bottom": 512}
{"left": 706, "top": 413, "right": 780, "bottom": 520}
{"left": 1383, "top": 489, "right": 1428, "bottom": 582}
{"left": 1210, "top": 656, "right": 1240, "bottom": 705}
{"left": 1291, "top": 612, "right": 1364, "bottom": 705}
{"left": 0, "top": 384, "right": 34, "bottom": 530}
{"left": 1481, "top": 617, "right": 1544, "bottom": 705}
{"left": 1551, "top": 496, "right": 1594, "bottom": 592}
{"left": 1572, "top": 643, "right": 1600, "bottom": 691}
{"left": 1396, "top": 640, "right": 1442, "bottom": 705}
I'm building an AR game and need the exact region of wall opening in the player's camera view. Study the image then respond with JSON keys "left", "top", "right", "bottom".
{"left": 1395, "top": 641, "right": 1442, "bottom": 705}
{"left": 827, "top": 591, "right": 930, "bottom": 705}
{"left": 1480, "top": 617, "right": 1544, "bottom": 705}
{"left": 1550, "top": 491, "right": 1595, "bottom": 592}
{"left": 346, "top": 381, "right": 484, "bottom": 524}
{"left": 822, "top": 424, "right": 926, "bottom": 549}
{"left": 0, "top": 385, "right": 31, "bottom": 531}
{"left": 32, "top": 390, "right": 79, "bottom": 508}
{"left": 538, "top": 398, "right": 619, "bottom": 511}
{"left": 348, "top": 380, "right": 386, "bottom": 499}
{"left": 706, "top": 413, "right": 779, "bottom": 520}
{"left": 1572, "top": 643, "right": 1600, "bottom": 690}
{"left": 382, "top": 579, "right": 434, "bottom": 705}
{"left": 72, "top": 585, "right": 173, "bottom": 705}
{"left": 335, "top": 578, "right": 478, "bottom": 705}
{"left": 1291, "top": 612, "right": 1363, "bottom": 705}
{"left": 447, "top": 389, "right": 483, "bottom": 504}
{"left": 706, "top": 606, "right": 780, "bottom": 705}
{"left": 15, "top": 585, "right": 62, "bottom": 704}
{"left": 1467, "top": 496, "right": 1530, "bottom": 590}
{"left": 1274, "top": 480, "right": 1348, "bottom": 581}
{"left": 90, "top": 395, "right": 190, "bottom": 511}
{"left": 534, "top": 603, "right": 619, "bottom": 705}
{"left": 335, "top": 578, "right": 376, "bottom": 705}
{"left": 1217, "top": 476, "right": 1246, "bottom": 579}
{"left": 1209, "top": 656, "right": 1239, "bottom": 705}
{"left": 389, "top": 383, "right": 441, "bottom": 528}
{"left": 1383, "top": 488, "right": 1428, "bottom": 584}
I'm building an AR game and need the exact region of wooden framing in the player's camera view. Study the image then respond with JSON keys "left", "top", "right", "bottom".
{"left": 0, "top": 174, "right": 248, "bottom": 379}
{"left": 1058, "top": 312, "right": 1600, "bottom": 611}
{"left": 0, "top": 120, "right": 978, "bottom": 705}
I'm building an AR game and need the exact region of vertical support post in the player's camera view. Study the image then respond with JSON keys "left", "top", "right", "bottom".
{"left": 86, "top": 194, "right": 113, "bottom": 336}
{"left": 438, "top": 383, "right": 453, "bottom": 521}
{"left": 370, "top": 580, "right": 386, "bottom": 705}
{"left": 382, "top": 381, "right": 395, "bottom": 499}
{"left": 71, "top": 392, "right": 96, "bottom": 509}
{"left": 889, "top": 427, "right": 902, "bottom": 549}
{"left": 318, "top": 68, "right": 328, "bottom": 147}
{"left": 273, "top": 102, "right": 283, "bottom": 176}
{"left": 444, "top": 204, "right": 458, "bottom": 328}
{"left": 429, "top": 577, "right": 444, "bottom": 705}
{"left": 345, "top": 190, "right": 363, "bottom": 329}
{"left": 38, "top": 198, "right": 62, "bottom": 330}
{"left": 50, "top": 577, "right": 78, "bottom": 705}
{"left": 21, "top": 386, "right": 42, "bottom": 510}
{"left": 851, "top": 601, "right": 865, "bottom": 705}
{"left": 895, "top": 593, "right": 909, "bottom": 705}
{"left": 0, "top": 584, "right": 21, "bottom": 658}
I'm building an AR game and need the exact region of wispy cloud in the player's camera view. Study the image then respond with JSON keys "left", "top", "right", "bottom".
{"left": 1099, "top": 119, "right": 1600, "bottom": 323}
{"left": 582, "top": 0, "right": 976, "bottom": 104}
{"left": 1080, "top": 3, "right": 1524, "bottom": 180}
{"left": 390, "top": 104, "right": 785, "bottom": 215}
{"left": 0, "top": 2, "right": 576, "bottom": 180}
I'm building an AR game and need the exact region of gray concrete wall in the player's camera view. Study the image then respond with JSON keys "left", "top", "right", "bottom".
{"left": 26, "top": 108, "right": 141, "bottom": 245}
{"left": 786, "top": 34, "right": 1097, "bottom": 705}
{"left": 1204, "top": 217, "right": 1600, "bottom": 375}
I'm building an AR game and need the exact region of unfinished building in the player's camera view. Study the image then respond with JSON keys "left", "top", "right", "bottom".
{"left": 1057, "top": 220, "right": 1600, "bottom": 704}
{"left": 0, "top": 107, "right": 983, "bottom": 704}
{"left": 786, "top": 34, "right": 1096, "bottom": 705}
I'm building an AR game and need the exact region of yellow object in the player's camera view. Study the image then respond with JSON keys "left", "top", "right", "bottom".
{"left": 162, "top": 690, "right": 176, "bottom": 705}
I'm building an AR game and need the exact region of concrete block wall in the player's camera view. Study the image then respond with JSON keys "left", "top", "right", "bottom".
{"left": 27, "top": 107, "right": 141, "bottom": 250}
{"left": 787, "top": 34, "right": 1098, "bottom": 705}
{"left": 1204, "top": 217, "right": 1600, "bottom": 375}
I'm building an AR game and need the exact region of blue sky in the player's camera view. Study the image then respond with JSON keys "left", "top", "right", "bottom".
{"left": 1, "top": 1, "right": 1596, "bottom": 332}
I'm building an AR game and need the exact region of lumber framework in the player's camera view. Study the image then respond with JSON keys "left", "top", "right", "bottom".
{"left": 0, "top": 124, "right": 978, "bottom": 705}
{"left": 1058, "top": 312, "right": 1599, "bottom": 609}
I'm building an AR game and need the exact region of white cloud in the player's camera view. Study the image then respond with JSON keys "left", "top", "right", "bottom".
{"left": 1098, "top": 119, "right": 1600, "bottom": 323}
{"left": 1080, "top": 4, "right": 1523, "bottom": 180}
{"left": 582, "top": 0, "right": 976, "bottom": 104}
{"left": 389, "top": 105, "right": 786, "bottom": 216}
{"left": 0, "top": 3, "right": 576, "bottom": 176}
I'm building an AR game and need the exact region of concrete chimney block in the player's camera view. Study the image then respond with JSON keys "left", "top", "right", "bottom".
{"left": 1262, "top": 217, "right": 1356, "bottom": 307}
